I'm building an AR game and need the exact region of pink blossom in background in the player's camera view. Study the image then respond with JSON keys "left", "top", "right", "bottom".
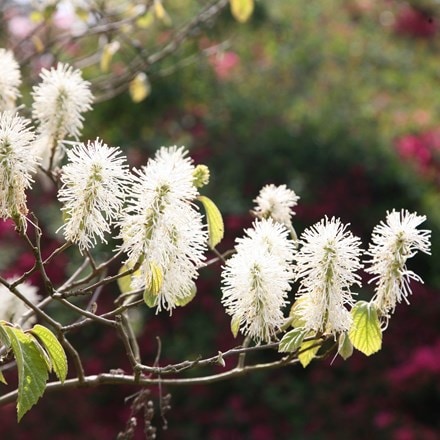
{"left": 387, "top": 339, "right": 440, "bottom": 384}
{"left": 395, "top": 129, "right": 440, "bottom": 177}
{"left": 8, "top": 15, "right": 36, "bottom": 39}
{"left": 394, "top": 6, "right": 437, "bottom": 38}
{"left": 210, "top": 51, "right": 240, "bottom": 80}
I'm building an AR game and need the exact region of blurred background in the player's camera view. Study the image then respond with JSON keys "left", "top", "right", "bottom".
{"left": 1, "top": 0, "right": 440, "bottom": 438}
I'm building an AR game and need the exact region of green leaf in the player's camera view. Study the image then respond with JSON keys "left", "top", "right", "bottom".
{"left": 338, "top": 332, "right": 354, "bottom": 360}
{"left": 298, "top": 336, "right": 321, "bottom": 368}
{"left": 197, "top": 195, "right": 224, "bottom": 248}
{"left": 230, "top": 316, "right": 241, "bottom": 338}
{"left": 348, "top": 301, "right": 382, "bottom": 356}
{"left": 3, "top": 326, "right": 48, "bottom": 421}
{"left": 230, "top": 0, "right": 254, "bottom": 23}
{"left": 30, "top": 325, "right": 68, "bottom": 383}
{"left": 175, "top": 282, "right": 197, "bottom": 307}
{"left": 278, "top": 328, "right": 307, "bottom": 353}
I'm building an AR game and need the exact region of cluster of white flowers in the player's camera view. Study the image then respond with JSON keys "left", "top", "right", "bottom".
{"left": 293, "top": 217, "right": 363, "bottom": 335}
{"left": 253, "top": 183, "right": 299, "bottom": 227}
{"left": 0, "top": 45, "right": 433, "bottom": 343}
{"left": 221, "top": 219, "right": 295, "bottom": 343}
{"left": 0, "top": 281, "right": 41, "bottom": 329}
{"left": 119, "top": 146, "right": 208, "bottom": 313}
{"left": 0, "top": 49, "right": 21, "bottom": 112}
{"left": 365, "top": 210, "right": 431, "bottom": 318}
{"left": 223, "top": 180, "right": 432, "bottom": 342}
{"left": 0, "top": 112, "right": 39, "bottom": 225}
{"left": 32, "top": 62, "right": 93, "bottom": 169}
{"left": 57, "top": 138, "right": 131, "bottom": 253}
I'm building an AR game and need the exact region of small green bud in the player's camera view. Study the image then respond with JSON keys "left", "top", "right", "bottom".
{"left": 193, "top": 164, "right": 210, "bottom": 188}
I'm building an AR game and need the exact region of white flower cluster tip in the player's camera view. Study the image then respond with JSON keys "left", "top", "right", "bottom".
{"left": 0, "top": 112, "right": 39, "bottom": 225}
{"left": 253, "top": 183, "right": 300, "bottom": 226}
{"left": 119, "top": 146, "right": 208, "bottom": 313}
{"left": 221, "top": 219, "right": 295, "bottom": 343}
{"left": 293, "top": 217, "right": 363, "bottom": 335}
{"left": 366, "top": 209, "right": 431, "bottom": 318}
{"left": 32, "top": 62, "right": 93, "bottom": 168}
{"left": 0, "top": 49, "right": 21, "bottom": 112}
{"left": 57, "top": 138, "right": 131, "bottom": 253}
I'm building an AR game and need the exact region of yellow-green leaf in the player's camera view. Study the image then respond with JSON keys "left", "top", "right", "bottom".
{"left": 338, "top": 332, "right": 353, "bottom": 360}
{"left": 298, "top": 337, "right": 321, "bottom": 368}
{"left": 0, "top": 368, "right": 7, "bottom": 385}
{"left": 278, "top": 328, "right": 307, "bottom": 353}
{"left": 117, "top": 264, "right": 140, "bottom": 295}
{"left": 289, "top": 298, "right": 307, "bottom": 328}
{"left": 175, "top": 282, "right": 197, "bottom": 307}
{"left": 143, "top": 262, "right": 163, "bottom": 308}
{"left": 154, "top": 0, "right": 172, "bottom": 25}
{"left": 348, "top": 301, "right": 382, "bottom": 356}
{"left": 129, "top": 72, "right": 151, "bottom": 103}
{"left": 230, "top": 316, "right": 241, "bottom": 338}
{"left": 100, "top": 41, "right": 120, "bottom": 73}
{"left": 3, "top": 326, "right": 48, "bottom": 421}
{"left": 75, "top": 8, "right": 90, "bottom": 21}
{"left": 30, "top": 325, "right": 68, "bottom": 384}
{"left": 230, "top": 0, "right": 254, "bottom": 23}
{"left": 197, "top": 195, "right": 224, "bottom": 248}
{"left": 136, "top": 11, "right": 155, "bottom": 28}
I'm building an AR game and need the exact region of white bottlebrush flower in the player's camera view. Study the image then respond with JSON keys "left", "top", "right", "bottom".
{"left": 294, "top": 217, "right": 363, "bottom": 335}
{"left": 31, "top": 62, "right": 93, "bottom": 168}
{"left": 365, "top": 209, "right": 431, "bottom": 317}
{"left": 0, "top": 49, "right": 22, "bottom": 111}
{"left": 0, "top": 112, "right": 38, "bottom": 223}
{"left": 221, "top": 219, "right": 295, "bottom": 343}
{"left": 57, "top": 138, "right": 131, "bottom": 253}
{"left": 0, "top": 280, "right": 41, "bottom": 329}
{"left": 119, "top": 146, "right": 208, "bottom": 313}
{"left": 253, "top": 184, "right": 300, "bottom": 226}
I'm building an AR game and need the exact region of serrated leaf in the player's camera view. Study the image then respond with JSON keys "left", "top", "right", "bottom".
{"left": 129, "top": 72, "right": 151, "bottom": 103}
{"left": 230, "top": 0, "right": 254, "bottom": 23}
{"left": 0, "top": 323, "right": 11, "bottom": 348}
{"left": 289, "top": 298, "right": 307, "bottom": 328}
{"left": 197, "top": 195, "right": 224, "bottom": 248}
{"left": 298, "top": 337, "right": 321, "bottom": 368}
{"left": 143, "top": 262, "right": 163, "bottom": 308}
{"left": 0, "top": 324, "right": 10, "bottom": 383}
{"left": 175, "top": 282, "right": 197, "bottom": 307}
{"left": 3, "top": 326, "right": 48, "bottom": 421}
{"left": 278, "top": 328, "right": 307, "bottom": 353}
{"left": 338, "top": 332, "right": 354, "bottom": 360}
{"left": 230, "top": 315, "right": 241, "bottom": 338}
{"left": 348, "top": 301, "right": 382, "bottom": 356}
{"left": 30, "top": 337, "right": 52, "bottom": 371}
{"left": 30, "top": 325, "right": 68, "bottom": 384}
